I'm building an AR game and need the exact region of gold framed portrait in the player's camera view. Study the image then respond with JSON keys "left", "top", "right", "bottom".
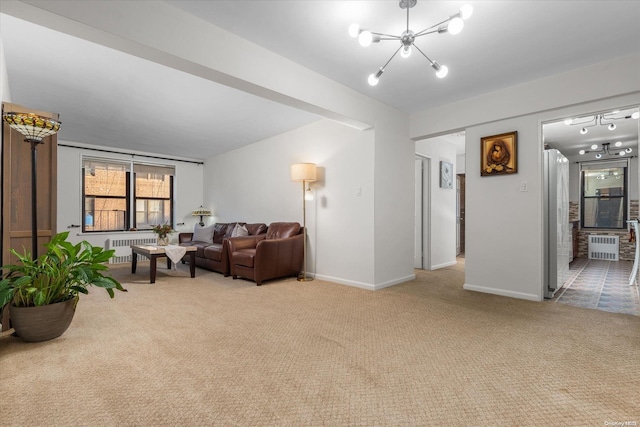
{"left": 480, "top": 131, "right": 518, "bottom": 176}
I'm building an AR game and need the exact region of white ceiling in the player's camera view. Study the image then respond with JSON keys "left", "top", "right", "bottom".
{"left": 1, "top": 1, "right": 640, "bottom": 160}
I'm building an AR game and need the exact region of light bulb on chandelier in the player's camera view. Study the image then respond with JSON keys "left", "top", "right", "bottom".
{"left": 351, "top": 0, "right": 472, "bottom": 86}
{"left": 579, "top": 142, "right": 633, "bottom": 159}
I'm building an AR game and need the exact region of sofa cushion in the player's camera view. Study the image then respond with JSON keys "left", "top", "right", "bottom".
{"left": 203, "top": 244, "right": 223, "bottom": 262}
{"left": 192, "top": 224, "right": 214, "bottom": 244}
{"left": 266, "top": 222, "right": 300, "bottom": 239}
{"left": 213, "top": 223, "right": 230, "bottom": 244}
{"left": 233, "top": 249, "right": 256, "bottom": 268}
{"left": 231, "top": 223, "right": 249, "bottom": 237}
{"left": 182, "top": 241, "right": 210, "bottom": 258}
{"left": 245, "top": 223, "right": 267, "bottom": 236}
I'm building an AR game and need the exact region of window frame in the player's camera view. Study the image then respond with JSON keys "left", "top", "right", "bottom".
{"left": 81, "top": 156, "right": 175, "bottom": 233}
{"left": 133, "top": 173, "right": 175, "bottom": 231}
{"left": 580, "top": 162, "right": 628, "bottom": 230}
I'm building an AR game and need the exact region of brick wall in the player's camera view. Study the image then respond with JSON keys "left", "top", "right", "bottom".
{"left": 571, "top": 200, "right": 638, "bottom": 261}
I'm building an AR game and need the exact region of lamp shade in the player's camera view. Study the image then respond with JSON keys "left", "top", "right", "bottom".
{"left": 2, "top": 112, "right": 61, "bottom": 142}
{"left": 192, "top": 206, "right": 212, "bottom": 217}
{"left": 291, "top": 163, "right": 317, "bottom": 182}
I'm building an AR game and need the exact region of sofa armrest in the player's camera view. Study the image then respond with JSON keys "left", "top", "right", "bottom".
{"left": 178, "top": 232, "right": 194, "bottom": 243}
{"left": 254, "top": 234, "right": 304, "bottom": 278}
{"left": 228, "top": 235, "right": 266, "bottom": 253}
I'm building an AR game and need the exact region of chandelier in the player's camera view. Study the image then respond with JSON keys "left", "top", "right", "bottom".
{"left": 349, "top": 0, "right": 473, "bottom": 86}
{"left": 565, "top": 111, "right": 640, "bottom": 135}
{"left": 579, "top": 142, "right": 632, "bottom": 159}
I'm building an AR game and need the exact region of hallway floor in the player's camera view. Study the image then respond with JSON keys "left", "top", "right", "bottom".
{"left": 554, "top": 257, "right": 640, "bottom": 316}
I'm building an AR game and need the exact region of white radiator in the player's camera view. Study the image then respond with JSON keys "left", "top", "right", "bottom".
{"left": 106, "top": 236, "right": 156, "bottom": 264}
{"left": 588, "top": 235, "right": 619, "bottom": 261}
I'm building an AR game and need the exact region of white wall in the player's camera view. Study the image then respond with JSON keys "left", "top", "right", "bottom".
{"left": 415, "top": 137, "right": 457, "bottom": 270}
{"left": 411, "top": 55, "right": 640, "bottom": 301}
{"left": 6, "top": 0, "right": 416, "bottom": 290}
{"left": 57, "top": 143, "right": 204, "bottom": 255}
{"left": 204, "top": 119, "right": 377, "bottom": 288}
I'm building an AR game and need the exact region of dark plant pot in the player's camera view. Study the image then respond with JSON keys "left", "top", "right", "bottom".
{"left": 10, "top": 297, "right": 78, "bottom": 342}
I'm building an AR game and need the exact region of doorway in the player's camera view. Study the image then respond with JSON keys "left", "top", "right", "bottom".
{"left": 415, "top": 131, "right": 466, "bottom": 271}
{"left": 542, "top": 105, "right": 640, "bottom": 315}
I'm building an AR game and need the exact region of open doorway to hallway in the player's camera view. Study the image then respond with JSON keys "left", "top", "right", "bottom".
{"left": 415, "top": 132, "right": 465, "bottom": 271}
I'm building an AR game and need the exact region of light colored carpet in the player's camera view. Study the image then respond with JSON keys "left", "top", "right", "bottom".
{"left": 1, "top": 260, "right": 638, "bottom": 426}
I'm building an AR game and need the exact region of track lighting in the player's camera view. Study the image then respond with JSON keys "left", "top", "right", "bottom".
{"left": 350, "top": 0, "right": 472, "bottom": 86}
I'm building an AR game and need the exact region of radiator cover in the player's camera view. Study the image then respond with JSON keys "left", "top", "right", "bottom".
{"left": 106, "top": 236, "right": 156, "bottom": 264}
{"left": 588, "top": 235, "right": 619, "bottom": 261}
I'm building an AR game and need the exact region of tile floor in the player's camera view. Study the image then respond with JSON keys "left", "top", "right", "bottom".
{"left": 553, "top": 257, "right": 640, "bottom": 316}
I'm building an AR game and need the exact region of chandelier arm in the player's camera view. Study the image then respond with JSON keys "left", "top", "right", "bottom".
{"left": 414, "top": 18, "right": 451, "bottom": 37}
{"left": 371, "top": 32, "right": 402, "bottom": 39}
{"left": 379, "top": 45, "right": 404, "bottom": 71}
{"left": 414, "top": 29, "right": 441, "bottom": 38}
{"left": 412, "top": 43, "right": 436, "bottom": 66}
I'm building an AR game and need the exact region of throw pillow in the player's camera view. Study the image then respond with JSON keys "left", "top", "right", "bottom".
{"left": 231, "top": 223, "right": 249, "bottom": 237}
{"left": 192, "top": 224, "right": 214, "bottom": 244}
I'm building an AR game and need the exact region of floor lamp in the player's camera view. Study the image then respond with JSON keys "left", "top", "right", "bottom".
{"left": 2, "top": 112, "right": 61, "bottom": 260}
{"left": 291, "top": 163, "right": 317, "bottom": 282}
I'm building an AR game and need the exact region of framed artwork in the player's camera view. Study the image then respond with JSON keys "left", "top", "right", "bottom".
{"left": 481, "top": 131, "right": 518, "bottom": 176}
{"left": 440, "top": 161, "right": 453, "bottom": 189}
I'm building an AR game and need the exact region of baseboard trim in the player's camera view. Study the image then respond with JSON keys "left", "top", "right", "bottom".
{"left": 463, "top": 283, "right": 542, "bottom": 302}
{"left": 373, "top": 274, "right": 416, "bottom": 290}
{"left": 431, "top": 260, "right": 458, "bottom": 270}
{"left": 313, "top": 273, "right": 416, "bottom": 291}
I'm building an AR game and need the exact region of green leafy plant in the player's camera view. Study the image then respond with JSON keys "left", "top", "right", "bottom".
{"left": 0, "top": 231, "right": 126, "bottom": 308}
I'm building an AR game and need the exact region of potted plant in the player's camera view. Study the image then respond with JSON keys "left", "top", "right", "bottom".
{"left": 152, "top": 223, "right": 174, "bottom": 246}
{"left": 0, "top": 231, "right": 126, "bottom": 342}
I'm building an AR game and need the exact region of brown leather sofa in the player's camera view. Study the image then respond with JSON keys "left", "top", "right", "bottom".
{"left": 228, "top": 222, "right": 304, "bottom": 286}
{"left": 179, "top": 222, "right": 267, "bottom": 276}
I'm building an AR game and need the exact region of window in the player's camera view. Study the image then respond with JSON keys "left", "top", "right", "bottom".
{"left": 581, "top": 161, "right": 627, "bottom": 229}
{"left": 133, "top": 164, "right": 174, "bottom": 230}
{"left": 83, "top": 159, "right": 130, "bottom": 232}
{"left": 82, "top": 158, "right": 174, "bottom": 232}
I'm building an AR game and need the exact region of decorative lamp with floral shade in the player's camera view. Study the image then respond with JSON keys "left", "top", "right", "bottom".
{"left": 192, "top": 206, "right": 212, "bottom": 226}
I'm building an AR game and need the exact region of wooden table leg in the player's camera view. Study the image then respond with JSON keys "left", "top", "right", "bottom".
{"left": 132, "top": 251, "right": 138, "bottom": 273}
{"left": 150, "top": 254, "right": 157, "bottom": 284}
{"left": 166, "top": 256, "right": 172, "bottom": 270}
{"left": 189, "top": 251, "right": 196, "bottom": 278}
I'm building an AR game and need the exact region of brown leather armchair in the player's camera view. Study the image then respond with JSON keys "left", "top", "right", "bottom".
{"left": 228, "top": 222, "right": 304, "bottom": 286}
